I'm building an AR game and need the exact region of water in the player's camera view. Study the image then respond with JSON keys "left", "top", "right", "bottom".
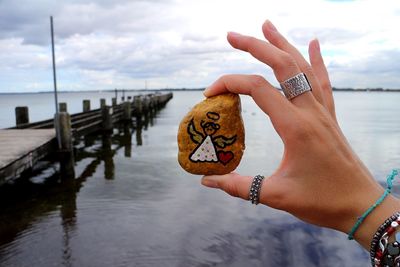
{"left": 1, "top": 91, "right": 400, "bottom": 267}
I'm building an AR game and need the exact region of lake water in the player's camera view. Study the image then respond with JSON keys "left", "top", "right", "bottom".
{"left": 0, "top": 91, "right": 400, "bottom": 267}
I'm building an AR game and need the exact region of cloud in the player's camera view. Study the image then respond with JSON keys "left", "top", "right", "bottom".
{"left": 288, "top": 28, "right": 365, "bottom": 46}
{"left": 328, "top": 49, "right": 400, "bottom": 88}
{"left": 0, "top": 0, "right": 400, "bottom": 92}
{"left": 0, "top": 0, "right": 179, "bottom": 45}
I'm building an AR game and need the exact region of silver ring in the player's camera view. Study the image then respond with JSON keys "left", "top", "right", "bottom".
{"left": 249, "top": 175, "right": 265, "bottom": 205}
{"left": 280, "top": 73, "right": 312, "bottom": 100}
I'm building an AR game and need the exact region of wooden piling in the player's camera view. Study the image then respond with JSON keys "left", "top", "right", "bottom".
{"left": 133, "top": 96, "right": 143, "bottom": 115}
{"left": 100, "top": 98, "right": 106, "bottom": 108}
{"left": 56, "top": 112, "right": 72, "bottom": 152}
{"left": 142, "top": 96, "right": 149, "bottom": 114}
{"left": 83, "top": 100, "right": 91, "bottom": 112}
{"left": 59, "top": 102, "right": 67, "bottom": 112}
{"left": 122, "top": 102, "right": 131, "bottom": 120}
{"left": 123, "top": 124, "right": 132, "bottom": 158}
{"left": 15, "top": 106, "right": 29, "bottom": 126}
{"left": 55, "top": 112, "right": 75, "bottom": 179}
{"left": 102, "top": 133, "right": 114, "bottom": 179}
{"left": 127, "top": 96, "right": 132, "bottom": 101}
{"left": 101, "top": 106, "right": 113, "bottom": 132}
{"left": 112, "top": 98, "right": 117, "bottom": 106}
{"left": 136, "top": 123, "right": 143, "bottom": 146}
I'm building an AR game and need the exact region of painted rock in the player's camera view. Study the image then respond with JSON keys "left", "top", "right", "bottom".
{"left": 177, "top": 93, "right": 245, "bottom": 175}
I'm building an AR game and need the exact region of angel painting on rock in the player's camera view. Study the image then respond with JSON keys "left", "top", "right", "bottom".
{"left": 187, "top": 112, "right": 236, "bottom": 165}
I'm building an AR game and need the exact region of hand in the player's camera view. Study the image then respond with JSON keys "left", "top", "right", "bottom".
{"left": 201, "top": 20, "right": 399, "bottom": 249}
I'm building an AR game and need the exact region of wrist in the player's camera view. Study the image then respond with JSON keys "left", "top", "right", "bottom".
{"left": 343, "top": 169, "right": 400, "bottom": 249}
{"left": 353, "top": 194, "right": 400, "bottom": 249}
{"left": 330, "top": 177, "right": 384, "bottom": 235}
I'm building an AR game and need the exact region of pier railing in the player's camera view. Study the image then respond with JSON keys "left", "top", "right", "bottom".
{"left": 10, "top": 93, "right": 173, "bottom": 137}
{"left": 0, "top": 92, "right": 173, "bottom": 184}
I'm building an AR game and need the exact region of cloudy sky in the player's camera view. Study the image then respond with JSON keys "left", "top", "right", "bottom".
{"left": 0, "top": 0, "right": 399, "bottom": 92}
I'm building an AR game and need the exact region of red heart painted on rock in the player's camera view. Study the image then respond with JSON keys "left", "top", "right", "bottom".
{"left": 217, "top": 151, "right": 234, "bottom": 165}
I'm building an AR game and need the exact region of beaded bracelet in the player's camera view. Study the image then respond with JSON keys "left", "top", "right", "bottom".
{"left": 348, "top": 169, "right": 399, "bottom": 240}
{"left": 370, "top": 212, "right": 400, "bottom": 266}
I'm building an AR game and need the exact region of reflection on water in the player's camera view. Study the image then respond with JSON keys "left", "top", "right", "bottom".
{"left": 0, "top": 91, "right": 400, "bottom": 266}
{"left": 0, "top": 106, "right": 164, "bottom": 267}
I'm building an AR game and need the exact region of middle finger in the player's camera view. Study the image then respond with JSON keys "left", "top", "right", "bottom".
{"left": 261, "top": 20, "right": 326, "bottom": 107}
{"left": 227, "top": 32, "right": 315, "bottom": 107}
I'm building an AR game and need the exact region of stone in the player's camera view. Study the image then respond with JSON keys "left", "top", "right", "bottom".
{"left": 177, "top": 93, "right": 245, "bottom": 175}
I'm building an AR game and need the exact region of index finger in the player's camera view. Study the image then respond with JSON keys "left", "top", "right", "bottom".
{"left": 226, "top": 32, "right": 315, "bottom": 107}
{"left": 204, "top": 74, "right": 294, "bottom": 129}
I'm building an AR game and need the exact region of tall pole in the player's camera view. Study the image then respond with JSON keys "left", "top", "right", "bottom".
{"left": 51, "top": 16, "right": 59, "bottom": 116}
{"left": 51, "top": 16, "right": 61, "bottom": 148}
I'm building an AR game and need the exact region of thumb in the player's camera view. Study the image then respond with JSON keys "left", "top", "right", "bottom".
{"left": 201, "top": 172, "right": 287, "bottom": 209}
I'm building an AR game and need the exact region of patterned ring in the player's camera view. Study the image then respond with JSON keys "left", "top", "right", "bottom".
{"left": 280, "top": 73, "right": 312, "bottom": 100}
{"left": 249, "top": 175, "right": 265, "bottom": 205}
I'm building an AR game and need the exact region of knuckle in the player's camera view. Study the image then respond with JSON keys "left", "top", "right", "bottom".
{"left": 250, "top": 75, "right": 267, "bottom": 88}
{"left": 221, "top": 180, "right": 241, "bottom": 199}
{"left": 280, "top": 52, "right": 297, "bottom": 67}
{"left": 320, "top": 80, "right": 332, "bottom": 91}
{"left": 246, "top": 37, "right": 259, "bottom": 53}
{"left": 263, "top": 185, "right": 288, "bottom": 210}
{"left": 218, "top": 74, "right": 231, "bottom": 83}
{"left": 302, "top": 64, "right": 314, "bottom": 77}
{"left": 274, "top": 52, "right": 298, "bottom": 73}
{"left": 272, "top": 35, "right": 288, "bottom": 49}
{"left": 247, "top": 36, "right": 257, "bottom": 43}
{"left": 265, "top": 193, "right": 287, "bottom": 210}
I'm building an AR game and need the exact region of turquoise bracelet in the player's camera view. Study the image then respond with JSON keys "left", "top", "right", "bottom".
{"left": 348, "top": 169, "right": 399, "bottom": 240}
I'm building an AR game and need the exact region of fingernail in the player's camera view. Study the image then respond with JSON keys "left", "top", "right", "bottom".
{"left": 227, "top": 31, "right": 242, "bottom": 38}
{"left": 203, "top": 86, "right": 212, "bottom": 97}
{"left": 313, "top": 38, "right": 320, "bottom": 52}
{"left": 201, "top": 176, "right": 219, "bottom": 188}
{"left": 266, "top": 20, "right": 277, "bottom": 32}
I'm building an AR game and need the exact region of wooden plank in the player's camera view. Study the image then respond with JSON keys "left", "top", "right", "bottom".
{"left": 0, "top": 129, "right": 56, "bottom": 184}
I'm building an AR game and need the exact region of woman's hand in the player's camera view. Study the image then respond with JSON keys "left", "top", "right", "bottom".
{"left": 201, "top": 20, "right": 399, "bottom": 249}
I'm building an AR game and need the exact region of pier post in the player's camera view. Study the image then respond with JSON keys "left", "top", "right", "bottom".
{"left": 133, "top": 96, "right": 143, "bottom": 126}
{"left": 136, "top": 121, "right": 143, "bottom": 146}
{"left": 102, "top": 133, "right": 115, "bottom": 179}
{"left": 143, "top": 96, "right": 149, "bottom": 113}
{"left": 155, "top": 95, "right": 161, "bottom": 110}
{"left": 122, "top": 102, "right": 132, "bottom": 121}
{"left": 59, "top": 102, "right": 67, "bottom": 112}
{"left": 149, "top": 95, "right": 155, "bottom": 117}
{"left": 127, "top": 96, "right": 132, "bottom": 101}
{"left": 133, "top": 96, "right": 142, "bottom": 115}
{"left": 112, "top": 97, "right": 117, "bottom": 106}
{"left": 83, "top": 100, "right": 91, "bottom": 112}
{"left": 100, "top": 98, "right": 106, "bottom": 108}
{"left": 142, "top": 96, "right": 150, "bottom": 124}
{"left": 123, "top": 124, "right": 132, "bottom": 157}
{"left": 102, "top": 105, "right": 113, "bottom": 132}
{"left": 15, "top": 106, "right": 29, "bottom": 126}
{"left": 55, "top": 112, "right": 75, "bottom": 179}
{"left": 121, "top": 96, "right": 125, "bottom": 102}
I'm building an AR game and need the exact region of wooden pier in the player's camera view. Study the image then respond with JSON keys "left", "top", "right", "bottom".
{"left": 0, "top": 92, "right": 173, "bottom": 185}
{"left": 0, "top": 129, "right": 56, "bottom": 181}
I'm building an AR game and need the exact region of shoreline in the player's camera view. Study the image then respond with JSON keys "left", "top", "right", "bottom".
{"left": 1, "top": 87, "right": 400, "bottom": 95}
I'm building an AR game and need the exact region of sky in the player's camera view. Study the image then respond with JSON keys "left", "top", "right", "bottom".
{"left": 0, "top": 0, "right": 400, "bottom": 93}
